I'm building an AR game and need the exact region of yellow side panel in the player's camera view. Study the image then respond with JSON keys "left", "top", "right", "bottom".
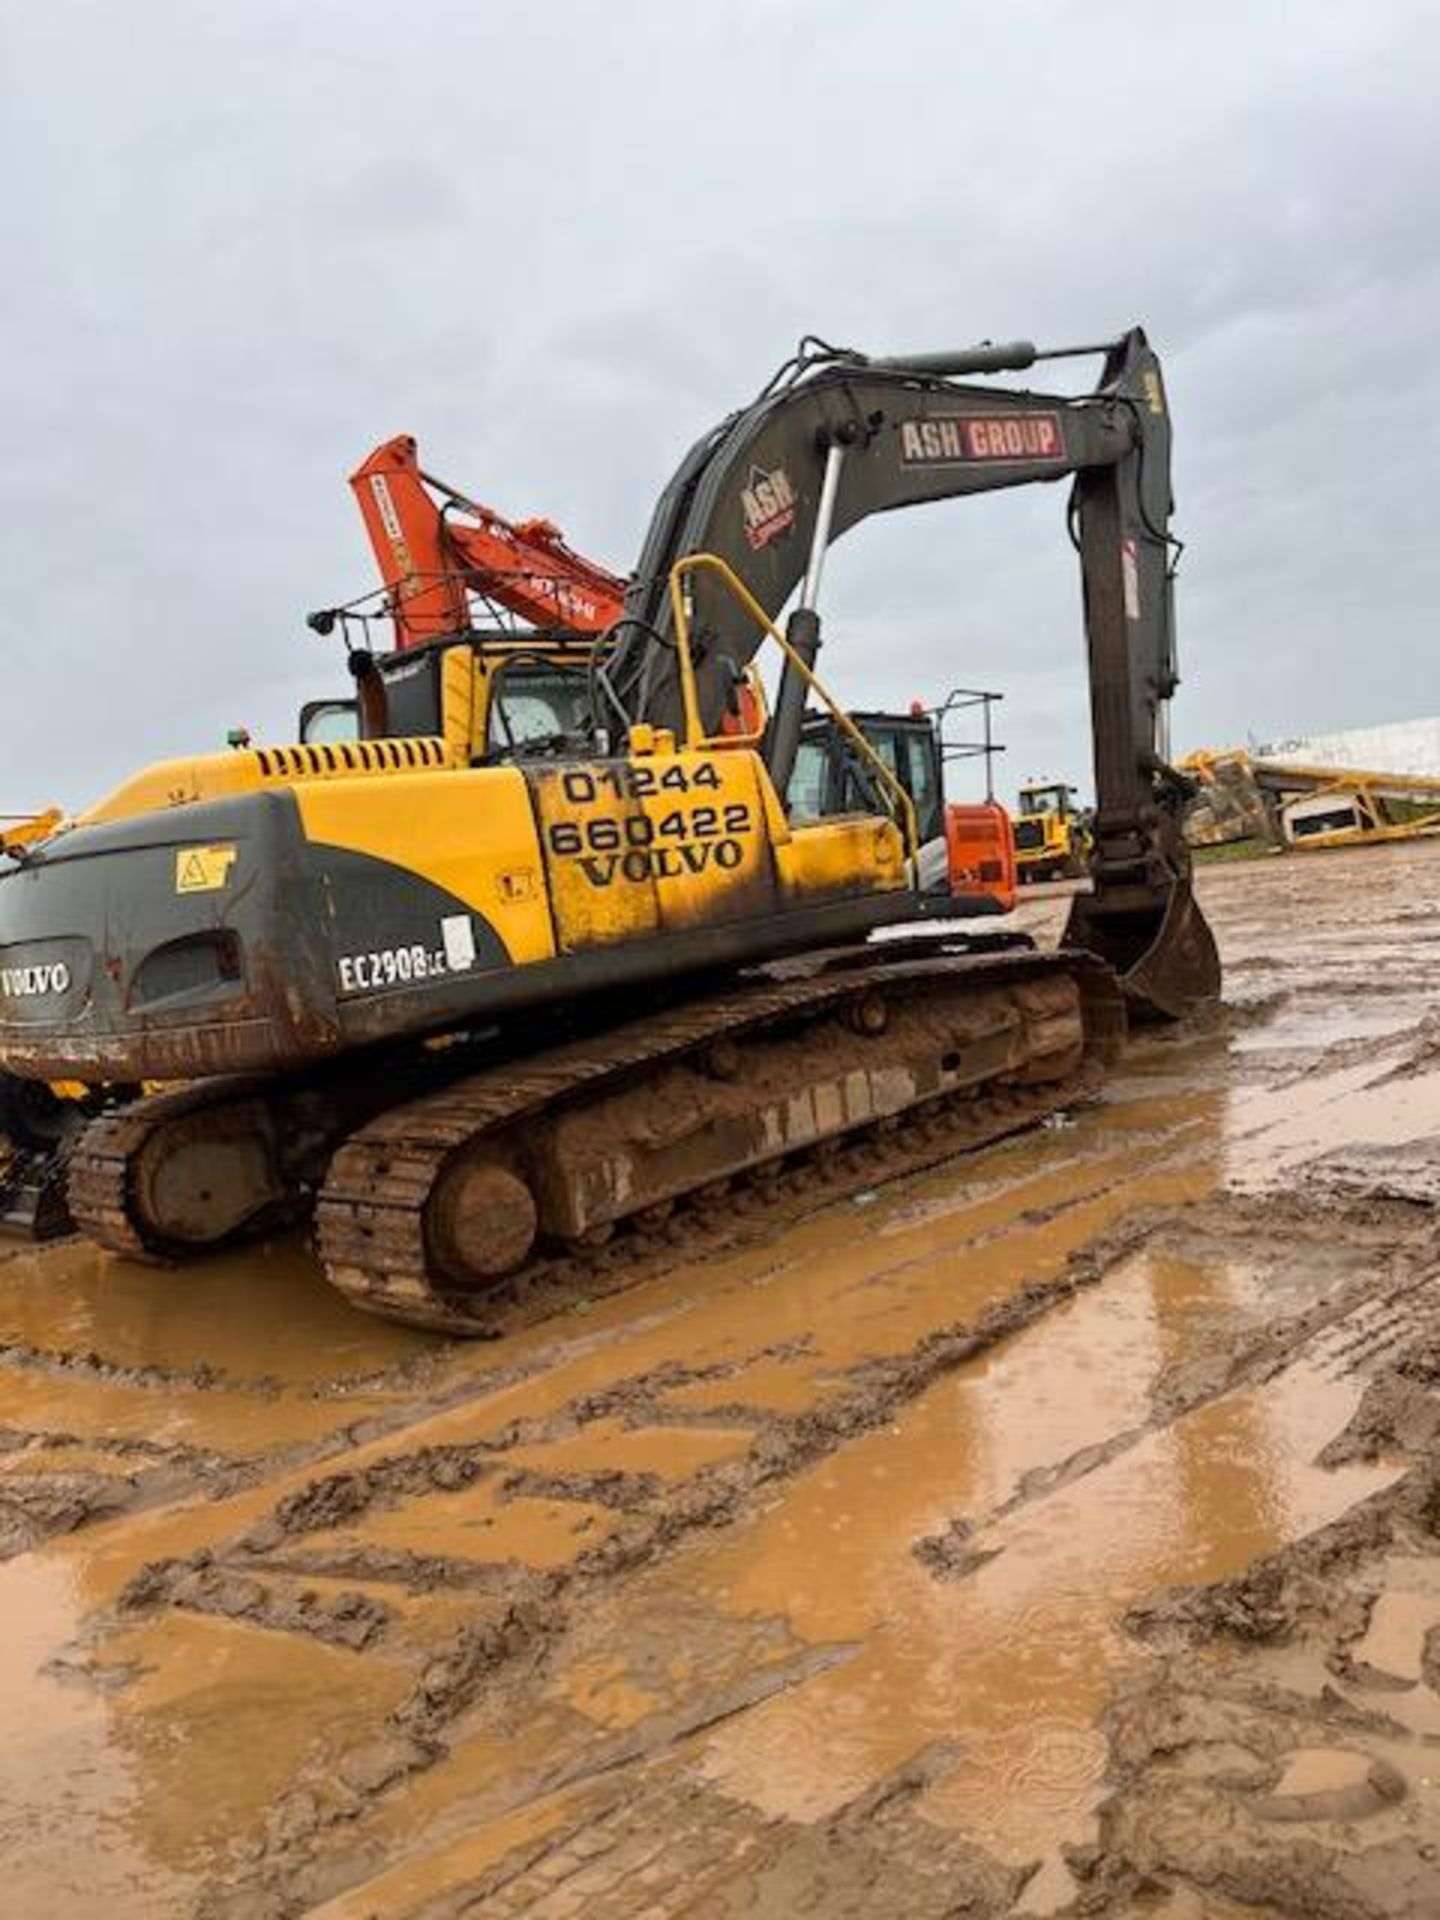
{"left": 526, "top": 749, "right": 907, "bottom": 957}
{"left": 294, "top": 768, "right": 556, "bottom": 964}
{"left": 527, "top": 753, "right": 777, "bottom": 953}
{"left": 776, "top": 815, "right": 908, "bottom": 898}
{"left": 80, "top": 752, "right": 267, "bottom": 825}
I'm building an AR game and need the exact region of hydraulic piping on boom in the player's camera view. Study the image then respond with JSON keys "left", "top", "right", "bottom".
{"left": 608, "top": 328, "right": 1217, "bottom": 1019}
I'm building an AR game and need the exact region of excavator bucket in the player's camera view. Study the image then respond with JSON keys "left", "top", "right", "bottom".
{"left": 1063, "top": 876, "right": 1220, "bottom": 1024}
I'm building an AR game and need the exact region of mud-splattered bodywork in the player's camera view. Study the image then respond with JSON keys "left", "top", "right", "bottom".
{"left": 0, "top": 747, "right": 911, "bottom": 1082}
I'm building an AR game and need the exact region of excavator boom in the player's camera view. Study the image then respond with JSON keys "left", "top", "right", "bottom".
{"left": 352, "top": 434, "right": 628, "bottom": 645}
{"left": 608, "top": 328, "right": 1216, "bottom": 1018}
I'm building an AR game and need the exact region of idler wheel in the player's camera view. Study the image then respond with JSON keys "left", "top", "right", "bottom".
{"left": 428, "top": 1159, "right": 538, "bottom": 1284}
{"left": 132, "top": 1100, "right": 284, "bottom": 1249}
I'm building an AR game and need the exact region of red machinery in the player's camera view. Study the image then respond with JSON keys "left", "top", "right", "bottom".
{"left": 351, "top": 434, "right": 629, "bottom": 646}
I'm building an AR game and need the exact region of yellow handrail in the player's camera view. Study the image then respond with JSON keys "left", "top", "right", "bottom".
{"left": 666, "top": 552, "right": 919, "bottom": 872}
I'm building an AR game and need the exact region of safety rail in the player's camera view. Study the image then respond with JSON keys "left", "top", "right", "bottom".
{"left": 665, "top": 552, "right": 920, "bottom": 875}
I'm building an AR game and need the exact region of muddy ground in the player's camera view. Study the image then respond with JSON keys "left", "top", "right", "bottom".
{"left": 3, "top": 841, "right": 1440, "bottom": 1919}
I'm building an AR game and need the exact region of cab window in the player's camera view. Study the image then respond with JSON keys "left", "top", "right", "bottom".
{"left": 490, "top": 667, "right": 592, "bottom": 750}
{"left": 789, "top": 739, "right": 829, "bottom": 821}
{"left": 299, "top": 700, "right": 358, "bottom": 745}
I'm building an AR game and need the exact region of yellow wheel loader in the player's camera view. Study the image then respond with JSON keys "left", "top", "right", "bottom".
{"left": 1013, "top": 782, "right": 1092, "bottom": 883}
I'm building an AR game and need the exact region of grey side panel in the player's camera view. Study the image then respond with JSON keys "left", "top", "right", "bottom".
{"left": 0, "top": 792, "right": 340, "bottom": 1080}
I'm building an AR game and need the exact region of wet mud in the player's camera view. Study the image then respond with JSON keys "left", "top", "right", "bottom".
{"left": 3, "top": 840, "right": 1440, "bottom": 1916}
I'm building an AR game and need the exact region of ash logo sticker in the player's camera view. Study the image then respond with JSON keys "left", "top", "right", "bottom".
{"left": 900, "top": 413, "right": 1066, "bottom": 465}
{"left": 740, "top": 465, "right": 797, "bottom": 550}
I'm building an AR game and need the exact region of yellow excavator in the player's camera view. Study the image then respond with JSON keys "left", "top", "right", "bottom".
{"left": 0, "top": 329, "right": 1219, "bottom": 1329}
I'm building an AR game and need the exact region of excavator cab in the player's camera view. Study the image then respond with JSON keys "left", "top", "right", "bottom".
{"left": 790, "top": 710, "right": 1016, "bottom": 913}
{"left": 298, "top": 634, "right": 600, "bottom": 763}
{"left": 790, "top": 710, "right": 944, "bottom": 841}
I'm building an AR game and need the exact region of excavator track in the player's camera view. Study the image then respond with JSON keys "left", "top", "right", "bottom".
{"left": 316, "top": 944, "right": 1124, "bottom": 1333}
{"left": 63, "top": 942, "right": 1123, "bottom": 1334}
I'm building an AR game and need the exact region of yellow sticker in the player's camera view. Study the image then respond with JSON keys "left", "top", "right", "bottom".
{"left": 175, "top": 844, "right": 238, "bottom": 894}
{"left": 1142, "top": 369, "right": 1165, "bottom": 417}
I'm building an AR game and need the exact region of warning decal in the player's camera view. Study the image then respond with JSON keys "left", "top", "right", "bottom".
{"left": 175, "top": 844, "right": 239, "bottom": 894}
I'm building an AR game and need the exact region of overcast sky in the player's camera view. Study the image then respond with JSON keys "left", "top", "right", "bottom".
{"left": 2, "top": 0, "right": 1435, "bottom": 812}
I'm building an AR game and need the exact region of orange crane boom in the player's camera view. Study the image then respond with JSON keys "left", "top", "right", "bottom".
{"left": 351, "top": 434, "right": 628, "bottom": 647}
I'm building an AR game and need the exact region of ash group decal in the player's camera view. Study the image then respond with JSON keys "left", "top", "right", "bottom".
{"left": 900, "top": 412, "right": 1066, "bottom": 466}
{"left": 543, "top": 764, "right": 753, "bottom": 888}
{"left": 740, "top": 464, "right": 797, "bottom": 550}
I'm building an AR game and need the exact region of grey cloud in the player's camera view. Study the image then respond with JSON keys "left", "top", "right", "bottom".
{"left": 1, "top": 0, "right": 1435, "bottom": 810}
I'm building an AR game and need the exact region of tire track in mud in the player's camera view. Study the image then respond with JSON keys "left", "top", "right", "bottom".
{"left": 118, "top": 1172, "right": 1202, "bottom": 1912}
{"left": 241, "top": 1177, "right": 1440, "bottom": 1920}
{"left": 10, "top": 842, "right": 1440, "bottom": 1920}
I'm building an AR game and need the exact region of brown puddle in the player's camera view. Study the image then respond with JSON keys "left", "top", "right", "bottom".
{"left": 0, "top": 1554, "right": 200, "bottom": 1913}
{"left": 680, "top": 1251, "right": 1396, "bottom": 1893}
{"left": 0, "top": 1232, "right": 427, "bottom": 1382}
{"left": 1, "top": 843, "right": 1439, "bottom": 1915}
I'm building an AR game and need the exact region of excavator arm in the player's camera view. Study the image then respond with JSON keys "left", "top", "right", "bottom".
{"left": 608, "top": 328, "right": 1217, "bottom": 1019}
{"left": 352, "top": 435, "right": 628, "bottom": 645}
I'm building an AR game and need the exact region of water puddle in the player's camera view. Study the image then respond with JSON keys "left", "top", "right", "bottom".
{"left": 0, "top": 1554, "right": 198, "bottom": 1916}
{"left": 0, "top": 1234, "right": 426, "bottom": 1383}
{"left": 677, "top": 1250, "right": 1395, "bottom": 1891}
{"left": 1226, "top": 1061, "right": 1440, "bottom": 1188}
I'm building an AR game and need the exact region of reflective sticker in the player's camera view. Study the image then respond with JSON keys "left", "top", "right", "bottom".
{"left": 441, "top": 913, "right": 477, "bottom": 972}
{"left": 368, "top": 473, "right": 404, "bottom": 543}
{"left": 1121, "top": 539, "right": 1140, "bottom": 621}
{"left": 175, "top": 844, "right": 238, "bottom": 893}
{"left": 1142, "top": 370, "right": 1165, "bottom": 417}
